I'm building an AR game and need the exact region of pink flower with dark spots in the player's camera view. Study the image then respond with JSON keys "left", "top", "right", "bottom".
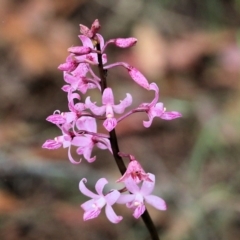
{"left": 116, "top": 158, "right": 152, "bottom": 184}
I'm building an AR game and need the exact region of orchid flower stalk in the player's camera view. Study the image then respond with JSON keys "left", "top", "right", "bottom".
{"left": 42, "top": 19, "right": 182, "bottom": 240}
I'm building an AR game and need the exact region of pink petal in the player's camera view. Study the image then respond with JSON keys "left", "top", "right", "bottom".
{"left": 72, "top": 136, "right": 92, "bottom": 147}
{"left": 144, "top": 195, "right": 167, "bottom": 211}
{"left": 79, "top": 178, "right": 99, "bottom": 199}
{"left": 105, "top": 190, "right": 121, "bottom": 205}
{"left": 113, "top": 93, "right": 132, "bottom": 114}
{"left": 42, "top": 139, "right": 62, "bottom": 149}
{"left": 149, "top": 83, "right": 159, "bottom": 106}
{"left": 143, "top": 116, "right": 154, "bottom": 128}
{"left": 81, "top": 199, "right": 96, "bottom": 211}
{"left": 127, "top": 66, "right": 149, "bottom": 89}
{"left": 114, "top": 37, "right": 137, "bottom": 48}
{"left": 68, "top": 146, "right": 81, "bottom": 164}
{"left": 96, "top": 33, "right": 105, "bottom": 49}
{"left": 133, "top": 204, "right": 145, "bottom": 219}
{"left": 103, "top": 118, "right": 117, "bottom": 132}
{"left": 72, "top": 63, "right": 89, "bottom": 77}
{"left": 161, "top": 111, "right": 182, "bottom": 120}
{"left": 78, "top": 35, "right": 93, "bottom": 48}
{"left": 124, "top": 176, "right": 140, "bottom": 193}
{"left": 83, "top": 208, "right": 101, "bottom": 221}
{"left": 140, "top": 173, "right": 155, "bottom": 195}
{"left": 46, "top": 114, "right": 65, "bottom": 125}
{"left": 91, "top": 20, "right": 101, "bottom": 36}
{"left": 68, "top": 46, "right": 92, "bottom": 55}
{"left": 61, "top": 85, "right": 71, "bottom": 92}
{"left": 102, "top": 88, "right": 114, "bottom": 105}
{"left": 79, "top": 24, "right": 93, "bottom": 38}
{"left": 116, "top": 194, "right": 135, "bottom": 204}
{"left": 95, "top": 178, "right": 108, "bottom": 195}
{"left": 102, "top": 53, "right": 107, "bottom": 64}
{"left": 82, "top": 146, "right": 96, "bottom": 163}
{"left": 85, "top": 97, "right": 106, "bottom": 115}
{"left": 105, "top": 204, "right": 123, "bottom": 224}
{"left": 76, "top": 116, "right": 97, "bottom": 132}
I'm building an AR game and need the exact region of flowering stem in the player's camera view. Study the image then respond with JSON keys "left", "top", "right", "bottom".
{"left": 96, "top": 42, "right": 160, "bottom": 240}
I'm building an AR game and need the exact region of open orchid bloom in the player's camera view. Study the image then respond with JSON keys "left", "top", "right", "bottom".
{"left": 62, "top": 63, "right": 95, "bottom": 94}
{"left": 75, "top": 34, "right": 107, "bottom": 65}
{"left": 42, "top": 124, "right": 81, "bottom": 165}
{"left": 138, "top": 83, "right": 182, "bottom": 127}
{"left": 79, "top": 178, "right": 122, "bottom": 223}
{"left": 71, "top": 117, "right": 112, "bottom": 162}
{"left": 116, "top": 156, "right": 152, "bottom": 184}
{"left": 117, "top": 173, "right": 166, "bottom": 219}
{"left": 85, "top": 87, "right": 132, "bottom": 131}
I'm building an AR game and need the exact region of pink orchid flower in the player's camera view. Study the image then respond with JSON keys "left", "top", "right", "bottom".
{"left": 42, "top": 127, "right": 81, "bottom": 165}
{"left": 71, "top": 117, "right": 112, "bottom": 162}
{"left": 117, "top": 173, "right": 166, "bottom": 219}
{"left": 58, "top": 54, "right": 80, "bottom": 72}
{"left": 79, "top": 178, "right": 122, "bottom": 224}
{"left": 62, "top": 63, "right": 99, "bottom": 94}
{"left": 79, "top": 19, "right": 100, "bottom": 38}
{"left": 75, "top": 34, "right": 107, "bottom": 65}
{"left": 138, "top": 83, "right": 182, "bottom": 127}
{"left": 46, "top": 90, "right": 86, "bottom": 131}
{"left": 116, "top": 155, "right": 152, "bottom": 183}
{"left": 85, "top": 87, "right": 132, "bottom": 131}
{"left": 116, "top": 160, "right": 151, "bottom": 184}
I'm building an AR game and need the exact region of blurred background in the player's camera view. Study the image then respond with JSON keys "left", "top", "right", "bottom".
{"left": 1, "top": 0, "right": 240, "bottom": 239}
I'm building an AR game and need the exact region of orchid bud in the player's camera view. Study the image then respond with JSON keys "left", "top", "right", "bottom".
{"left": 126, "top": 65, "right": 150, "bottom": 89}
{"left": 114, "top": 38, "right": 137, "bottom": 48}
{"left": 90, "top": 19, "right": 101, "bottom": 36}
{"left": 79, "top": 24, "right": 93, "bottom": 38}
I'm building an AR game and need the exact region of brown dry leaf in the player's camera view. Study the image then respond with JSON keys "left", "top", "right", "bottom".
{"left": 0, "top": 190, "right": 22, "bottom": 214}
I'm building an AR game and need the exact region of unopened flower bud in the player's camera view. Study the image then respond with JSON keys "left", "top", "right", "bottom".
{"left": 114, "top": 38, "right": 137, "bottom": 48}
{"left": 90, "top": 19, "right": 101, "bottom": 36}
{"left": 79, "top": 24, "right": 93, "bottom": 38}
{"left": 126, "top": 65, "right": 150, "bottom": 89}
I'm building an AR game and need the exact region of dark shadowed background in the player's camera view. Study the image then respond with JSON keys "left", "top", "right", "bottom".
{"left": 1, "top": 0, "right": 240, "bottom": 239}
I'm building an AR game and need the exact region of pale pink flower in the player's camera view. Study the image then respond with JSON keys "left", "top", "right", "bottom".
{"left": 62, "top": 64, "right": 99, "bottom": 94}
{"left": 72, "top": 117, "right": 112, "bottom": 162}
{"left": 117, "top": 173, "right": 166, "bottom": 219}
{"left": 75, "top": 34, "right": 107, "bottom": 65}
{"left": 79, "top": 178, "right": 122, "bottom": 223}
{"left": 85, "top": 87, "right": 132, "bottom": 131}
{"left": 116, "top": 155, "right": 152, "bottom": 183}
{"left": 79, "top": 19, "right": 100, "bottom": 38}
{"left": 138, "top": 83, "right": 182, "bottom": 127}
{"left": 58, "top": 54, "right": 79, "bottom": 72}
{"left": 42, "top": 128, "right": 81, "bottom": 165}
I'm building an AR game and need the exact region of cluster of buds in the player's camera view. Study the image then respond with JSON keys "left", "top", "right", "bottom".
{"left": 42, "top": 19, "right": 182, "bottom": 224}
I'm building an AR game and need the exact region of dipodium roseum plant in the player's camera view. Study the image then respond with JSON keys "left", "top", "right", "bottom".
{"left": 42, "top": 19, "right": 182, "bottom": 240}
